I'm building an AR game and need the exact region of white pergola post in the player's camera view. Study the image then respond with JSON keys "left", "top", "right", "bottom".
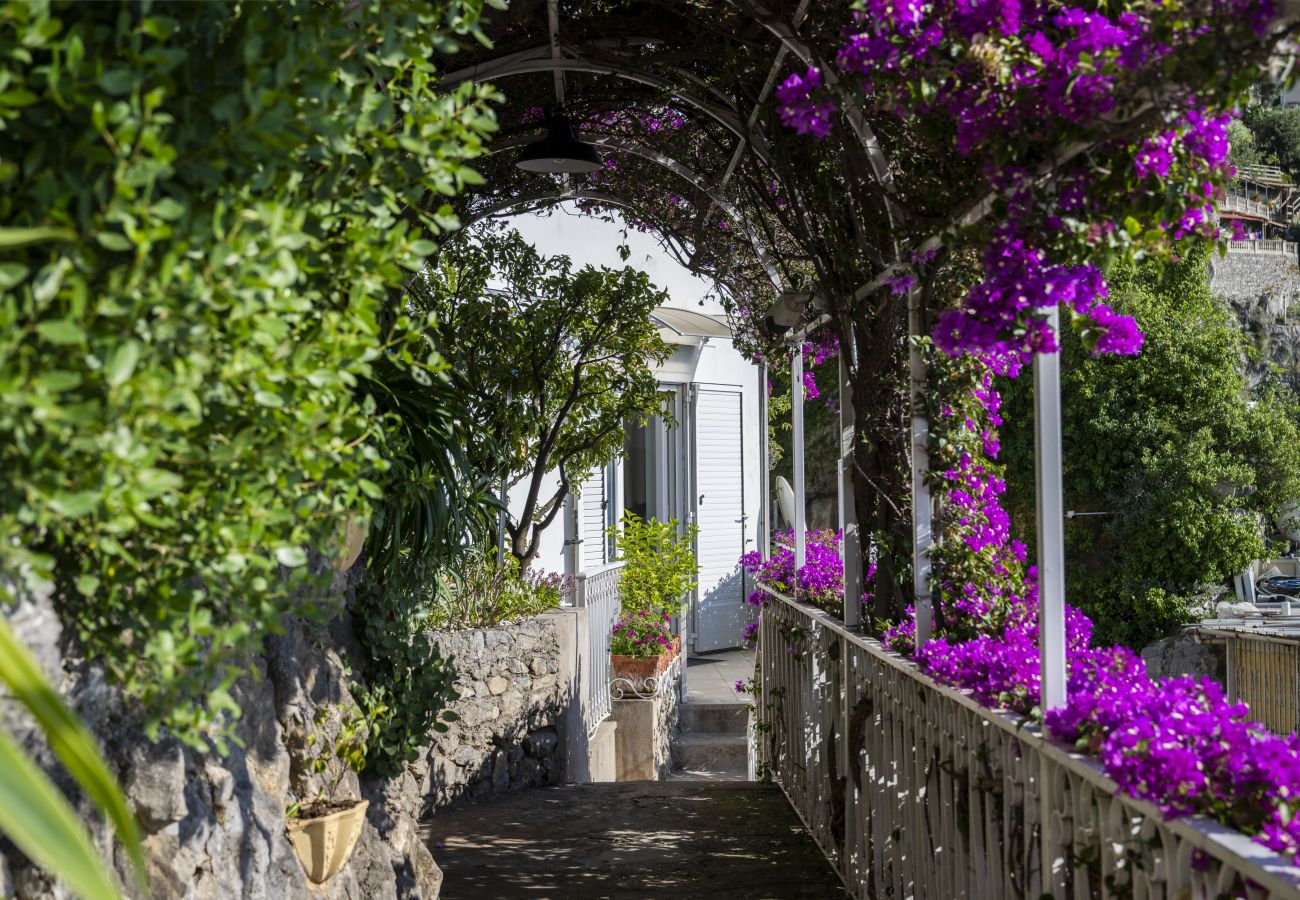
{"left": 1034, "top": 306, "right": 1067, "bottom": 711}
{"left": 792, "top": 344, "right": 807, "bottom": 588}
{"left": 839, "top": 348, "right": 863, "bottom": 629}
{"left": 908, "top": 286, "right": 933, "bottom": 647}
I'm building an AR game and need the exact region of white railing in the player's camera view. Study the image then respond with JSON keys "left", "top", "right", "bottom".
{"left": 1238, "top": 164, "right": 1292, "bottom": 185}
{"left": 1227, "top": 239, "right": 1298, "bottom": 256}
{"left": 1222, "top": 193, "right": 1290, "bottom": 224}
{"left": 757, "top": 586, "right": 1300, "bottom": 900}
{"left": 574, "top": 560, "right": 623, "bottom": 737}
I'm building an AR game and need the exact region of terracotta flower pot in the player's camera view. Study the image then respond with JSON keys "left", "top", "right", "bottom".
{"left": 611, "top": 635, "right": 681, "bottom": 681}
{"left": 286, "top": 799, "right": 369, "bottom": 884}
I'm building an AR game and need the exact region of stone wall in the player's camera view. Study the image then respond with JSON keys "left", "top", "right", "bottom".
{"left": 1140, "top": 625, "right": 1227, "bottom": 683}
{"left": 0, "top": 565, "right": 571, "bottom": 899}
{"left": 424, "top": 618, "right": 566, "bottom": 808}
{"left": 1207, "top": 251, "right": 1300, "bottom": 388}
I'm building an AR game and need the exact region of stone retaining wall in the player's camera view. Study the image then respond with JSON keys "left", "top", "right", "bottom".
{"left": 1, "top": 563, "right": 571, "bottom": 899}
{"left": 1140, "top": 625, "right": 1227, "bottom": 683}
{"left": 424, "top": 618, "right": 566, "bottom": 808}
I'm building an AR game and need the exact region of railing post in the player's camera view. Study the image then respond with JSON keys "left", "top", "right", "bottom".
{"left": 1034, "top": 305, "right": 1067, "bottom": 711}
{"left": 792, "top": 343, "right": 807, "bottom": 582}
{"left": 839, "top": 348, "right": 863, "bottom": 629}
{"left": 908, "top": 285, "right": 933, "bottom": 647}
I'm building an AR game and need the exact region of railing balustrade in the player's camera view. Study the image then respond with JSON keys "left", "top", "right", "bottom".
{"left": 1221, "top": 193, "right": 1294, "bottom": 226}
{"left": 1226, "top": 239, "right": 1298, "bottom": 257}
{"left": 573, "top": 561, "right": 623, "bottom": 737}
{"left": 757, "top": 586, "right": 1300, "bottom": 899}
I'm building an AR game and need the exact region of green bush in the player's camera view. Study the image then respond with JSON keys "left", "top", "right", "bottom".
{"left": 426, "top": 552, "right": 570, "bottom": 630}
{"left": 0, "top": 0, "right": 500, "bottom": 749}
{"left": 1002, "top": 245, "right": 1300, "bottom": 648}
{"left": 611, "top": 512, "right": 699, "bottom": 619}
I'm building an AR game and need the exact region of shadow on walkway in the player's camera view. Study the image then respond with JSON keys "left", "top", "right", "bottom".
{"left": 423, "top": 781, "right": 847, "bottom": 899}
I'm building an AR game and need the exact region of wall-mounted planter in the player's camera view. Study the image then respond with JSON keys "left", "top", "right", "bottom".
{"left": 612, "top": 635, "right": 681, "bottom": 682}
{"left": 332, "top": 517, "right": 368, "bottom": 573}
{"left": 286, "top": 799, "right": 369, "bottom": 885}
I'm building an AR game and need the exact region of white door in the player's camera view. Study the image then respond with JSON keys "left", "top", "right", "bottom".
{"left": 578, "top": 466, "right": 610, "bottom": 572}
{"left": 691, "top": 387, "right": 751, "bottom": 651}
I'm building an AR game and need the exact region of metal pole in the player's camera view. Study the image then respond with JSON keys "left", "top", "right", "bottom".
{"left": 839, "top": 348, "right": 863, "bottom": 629}
{"left": 1034, "top": 305, "right": 1067, "bottom": 711}
{"left": 792, "top": 344, "right": 807, "bottom": 588}
{"left": 760, "top": 362, "right": 771, "bottom": 561}
{"left": 908, "top": 286, "right": 933, "bottom": 647}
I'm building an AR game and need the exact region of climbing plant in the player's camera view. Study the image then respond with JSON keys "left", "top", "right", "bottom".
{"left": 0, "top": 0, "right": 500, "bottom": 751}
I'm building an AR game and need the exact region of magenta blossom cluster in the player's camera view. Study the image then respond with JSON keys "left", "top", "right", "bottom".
{"left": 776, "top": 67, "right": 836, "bottom": 139}
{"left": 610, "top": 608, "right": 674, "bottom": 659}
{"left": 932, "top": 225, "right": 1143, "bottom": 370}
{"left": 740, "top": 529, "right": 878, "bottom": 624}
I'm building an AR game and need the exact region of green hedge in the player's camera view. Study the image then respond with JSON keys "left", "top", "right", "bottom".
{"left": 0, "top": 0, "right": 500, "bottom": 749}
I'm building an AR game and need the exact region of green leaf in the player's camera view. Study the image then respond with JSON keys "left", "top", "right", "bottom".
{"left": 275, "top": 546, "right": 307, "bottom": 568}
{"left": 0, "top": 731, "right": 121, "bottom": 900}
{"left": 253, "top": 390, "right": 284, "bottom": 409}
{"left": 104, "top": 340, "right": 141, "bottom": 387}
{"left": 0, "top": 226, "right": 75, "bottom": 248}
{"left": 358, "top": 479, "right": 384, "bottom": 500}
{"left": 0, "top": 615, "right": 144, "bottom": 894}
{"left": 95, "top": 232, "right": 132, "bottom": 252}
{"left": 36, "top": 319, "right": 84, "bottom": 345}
{"left": 97, "top": 69, "right": 135, "bottom": 96}
{"left": 47, "top": 492, "right": 99, "bottom": 518}
{"left": 0, "top": 89, "right": 39, "bottom": 107}
{"left": 0, "top": 262, "right": 30, "bottom": 288}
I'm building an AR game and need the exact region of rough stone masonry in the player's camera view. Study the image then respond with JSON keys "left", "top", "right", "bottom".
{"left": 0, "top": 561, "right": 569, "bottom": 900}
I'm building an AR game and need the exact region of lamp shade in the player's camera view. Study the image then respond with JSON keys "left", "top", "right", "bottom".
{"left": 516, "top": 115, "right": 602, "bottom": 174}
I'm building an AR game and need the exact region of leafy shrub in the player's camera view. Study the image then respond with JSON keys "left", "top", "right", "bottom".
{"left": 351, "top": 563, "right": 461, "bottom": 778}
{"left": 428, "top": 554, "right": 571, "bottom": 630}
{"left": 1002, "top": 246, "right": 1300, "bottom": 648}
{"left": 0, "top": 1, "right": 499, "bottom": 749}
{"left": 611, "top": 513, "right": 699, "bottom": 618}
{"left": 610, "top": 609, "right": 675, "bottom": 658}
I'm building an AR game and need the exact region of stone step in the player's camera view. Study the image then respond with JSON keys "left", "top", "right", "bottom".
{"left": 666, "top": 767, "right": 751, "bottom": 783}
{"left": 673, "top": 732, "right": 749, "bottom": 776}
{"left": 678, "top": 701, "right": 749, "bottom": 736}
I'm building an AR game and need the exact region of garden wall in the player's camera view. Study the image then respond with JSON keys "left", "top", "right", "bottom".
{"left": 425, "top": 618, "right": 566, "bottom": 807}
{"left": 0, "top": 563, "right": 573, "bottom": 900}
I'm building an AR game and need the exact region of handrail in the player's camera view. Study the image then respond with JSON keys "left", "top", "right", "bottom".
{"left": 756, "top": 583, "right": 1300, "bottom": 898}
{"left": 574, "top": 561, "right": 624, "bottom": 737}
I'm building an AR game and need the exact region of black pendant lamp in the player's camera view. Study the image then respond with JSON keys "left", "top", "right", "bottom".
{"left": 516, "top": 113, "right": 602, "bottom": 174}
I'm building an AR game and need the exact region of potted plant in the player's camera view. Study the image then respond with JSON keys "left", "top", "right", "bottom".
{"left": 610, "top": 512, "right": 699, "bottom": 618}
{"left": 285, "top": 704, "right": 373, "bottom": 885}
{"left": 610, "top": 608, "right": 680, "bottom": 681}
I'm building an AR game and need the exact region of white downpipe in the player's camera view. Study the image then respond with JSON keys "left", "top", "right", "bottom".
{"left": 1034, "top": 306, "right": 1067, "bottom": 712}
{"left": 909, "top": 287, "right": 933, "bottom": 647}
{"left": 792, "top": 345, "right": 807, "bottom": 587}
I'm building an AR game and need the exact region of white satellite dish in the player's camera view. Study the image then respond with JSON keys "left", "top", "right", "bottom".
{"left": 1278, "top": 498, "right": 1300, "bottom": 543}
{"left": 776, "top": 475, "right": 796, "bottom": 528}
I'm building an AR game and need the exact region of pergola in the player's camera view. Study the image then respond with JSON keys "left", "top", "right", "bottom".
{"left": 440, "top": 0, "right": 1300, "bottom": 710}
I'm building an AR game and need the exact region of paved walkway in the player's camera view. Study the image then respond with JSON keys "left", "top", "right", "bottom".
{"left": 425, "top": 782, "right": 846, "bottom": 899}
{"left": 685, "top": 648, "right": 753, "bottom": 703}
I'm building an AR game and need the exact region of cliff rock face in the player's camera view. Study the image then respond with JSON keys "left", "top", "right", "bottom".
{"left": 1208, "top": 250, "right": 1300, "bottom": 388}
{"left": 0, "top": 565, "right": 568, "bottom": 899}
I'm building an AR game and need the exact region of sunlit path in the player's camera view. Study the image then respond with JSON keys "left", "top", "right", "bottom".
{"left": 426, "top": 783, "right": 846, "bottom": 899}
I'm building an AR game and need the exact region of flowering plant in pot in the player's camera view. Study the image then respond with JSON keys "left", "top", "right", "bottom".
{"left": 285, "top": 704, "right": 373, "bottom": 885}
{"left": 610, "top": 609, "right": 680, "bottom": 681}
